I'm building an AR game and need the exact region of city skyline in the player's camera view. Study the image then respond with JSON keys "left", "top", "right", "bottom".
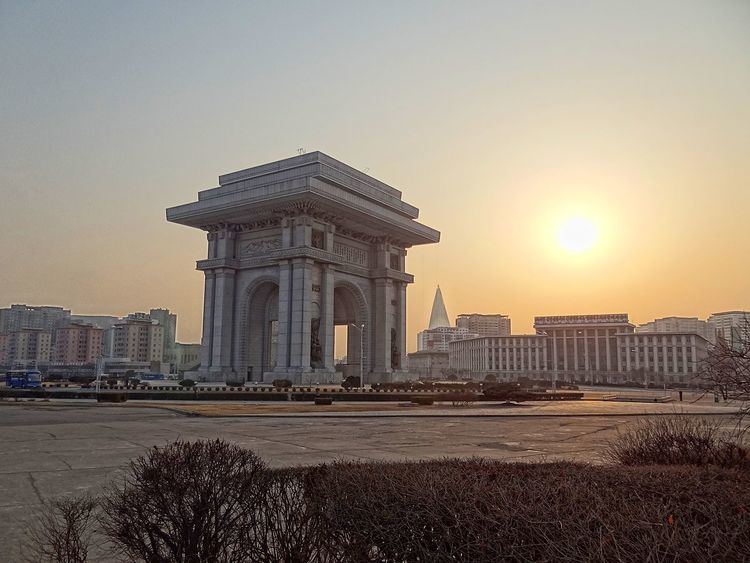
{"left": 2, "top": 1, "right": 749, "bottom": 349}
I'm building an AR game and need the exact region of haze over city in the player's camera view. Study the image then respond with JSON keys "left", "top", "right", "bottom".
{"left": 2, "top": 1, "right": 749, "bottom": 349}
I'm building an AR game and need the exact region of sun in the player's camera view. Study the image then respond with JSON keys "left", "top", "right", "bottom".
{"left": 558, "top": 216, "right": 598, "bottom": 253}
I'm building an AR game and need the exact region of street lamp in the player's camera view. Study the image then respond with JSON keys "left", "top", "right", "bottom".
{"left": 349, "top": 323, "right": 365, "bottom": 388}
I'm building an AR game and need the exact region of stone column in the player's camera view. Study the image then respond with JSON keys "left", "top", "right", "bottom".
{"left": 210, "top": 268, "right": 235, "bottom": 377}
{"left": 199, "top": 271, "right": 215, "bottom": 372}
{"left": 289, "top": 258, "right": 312, "bottom": 371}
{"left": 275, "top": 260, "right": 291, "bottom": 371}
{"left": 371, "top": 278, "right": 393, "bottom": 377}
{"left": 320, "top": 264, "right": 335, "bottom": 370}
{"left": 397, "top": 281, "right": 407, "bottom": 371}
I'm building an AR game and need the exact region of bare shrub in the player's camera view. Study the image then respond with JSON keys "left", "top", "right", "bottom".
{"left": 242, "top": 468, "right": 332, "bottom": 562}
{"left": 607, "top": 415, "right": 750, "bottom": 469}
{"left": 699, "top": 318, "right": 750, "bottom": 422}
{"left": 23, "top": 440, "right": 750, "bottom": 562}
{"left": 305, "top": 458, "right": 750, "bottom": 561}
{"left": 100, "top": 439, "right": 267, "bottom": 562}
{"left": 23, "top": 495, "right": 98, "bottom": 563}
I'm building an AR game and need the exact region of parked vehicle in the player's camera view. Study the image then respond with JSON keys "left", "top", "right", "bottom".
{"left": 139, "top": 373, "right": 166, "bottom": 381}
{"left": 5, "top": 369, "right": 43, "bottom": 389}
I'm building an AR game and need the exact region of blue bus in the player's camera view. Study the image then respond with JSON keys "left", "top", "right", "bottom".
{"left": 5, "top": 369, "right": 43, "bottom": 389}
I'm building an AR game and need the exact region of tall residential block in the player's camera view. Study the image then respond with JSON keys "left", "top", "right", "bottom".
{"left": 4, "top": 329, "right": 53, "bottom": 366}
{"left": 149, "top": 308, "right": 177, "bottom": 361}
{"left": 112, "top": 319, "right": 164, "bottom": 363}
{"left": 54, "top": 323, "right": 104, "bottom": 364}
{"left": 456, "top": 313, "right": 511, "bottom": 337}
{"left": 0, "top": 304, "right": 70, "bottom": 334}
{"left": 0, "top": 333, "right": 7, "bottom": 365}
{"left": 708, "top": 311, "right": 750, "bottom": 348}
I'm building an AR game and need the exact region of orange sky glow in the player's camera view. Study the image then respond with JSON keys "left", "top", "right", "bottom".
{"left": 1, "top": 2, "right": 748, "bottom": 351}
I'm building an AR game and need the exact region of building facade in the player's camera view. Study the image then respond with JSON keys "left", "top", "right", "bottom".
{"left": 708, "top": 311, "right": 750, "bottom": 349}
{"left": 54, "top": 323, "right": 104, "bottom": 364}
{"left": 167, "top": 152, "right": 440, "bottom": 383}
{"left": 0, "top": 333, "right": 7, "bottom": 365}
{"left": 449, "top": 318, "right": 709, "bottom": 386}
{"left": 168, "top": 342, "right": 202, "bottom": 374}
{"left": 406, "top": 350, "right": 450, "bottom": 379}
{"left": 4, "top": 329, "right": 53, "bottom": 366}
{"left": 456, "top": 313, "right": 511, "bottom": 337}
{"left": 112, "top": 319, "right": 164, "bottom": 363}
{"left": 617, "top": 332, "right": 708, "bottom": 384}
{"left": 0, "top": 305, "right": 70, "bottom": 334}
{"left": 534, "top": 314, "right": 634, "bottom": 379}
{"left": 417, "top": 326, "right": 476, "bottom": 352}
{"left": 149, "top": 308, "right": 177, "bottom": 361}
{"left": 636, "top": 317, "right": 712, "bottom": 342}
{"left": 450, "top": 335, "right": 548, "bottom": 377}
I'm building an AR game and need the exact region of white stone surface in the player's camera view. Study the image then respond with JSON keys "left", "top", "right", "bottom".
{"left": 167, "top": 153, "right": 440, "bottom": 383}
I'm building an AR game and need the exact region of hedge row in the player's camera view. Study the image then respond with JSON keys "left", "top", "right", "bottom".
{"left": 27, "top": 440, "right": 750, "bottom": 562}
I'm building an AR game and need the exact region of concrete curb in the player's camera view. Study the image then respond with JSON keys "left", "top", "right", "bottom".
{"left": 1, "top": 399, "right": 739, "bottom": 420}
{"left": 157, "top": 409, "right": 741, "bottom": 419}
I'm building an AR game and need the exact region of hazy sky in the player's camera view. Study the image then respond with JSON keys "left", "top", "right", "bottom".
{"left": 1, "top": 1, "right": 749, "bottom": 349}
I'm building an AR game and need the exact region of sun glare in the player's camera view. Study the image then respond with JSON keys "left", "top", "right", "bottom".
{"left": 558, "top": 216, "right": 598, "bottom": 253}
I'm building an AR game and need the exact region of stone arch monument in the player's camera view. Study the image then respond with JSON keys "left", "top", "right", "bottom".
{"left": 166, "top": 152, "right": 440, "bottom": 383}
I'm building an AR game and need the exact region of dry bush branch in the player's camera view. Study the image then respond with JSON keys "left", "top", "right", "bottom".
{"left": 23, "top": 495, "right": 98, "bottom": 563}
{"left": 606, "top": 416, "right": 749, "bottom": 469}
{"left": 100, "top": 439, "right": 267, "bottom": 563}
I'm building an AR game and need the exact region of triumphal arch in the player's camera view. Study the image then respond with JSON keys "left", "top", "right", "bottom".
{"left": 167, "top": 152, "right": 440, "bottom": 384}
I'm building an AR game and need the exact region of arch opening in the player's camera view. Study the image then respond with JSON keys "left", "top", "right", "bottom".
{"left": 333, "top": 283, "right": 368, "bottom": 380}
{"left": 245, "top": 281, "right": 279, "bottom": 382}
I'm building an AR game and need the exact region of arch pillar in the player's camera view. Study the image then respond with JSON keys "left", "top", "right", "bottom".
{"left": 321, "top": 264, "right": 335, "bottom": 370}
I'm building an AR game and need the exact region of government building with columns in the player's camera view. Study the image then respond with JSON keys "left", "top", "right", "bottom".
{"left": 167, "top": 152, "right": 439, "bottom": 384}
{"left": 450, "top": 313, "right": 710, "bottom": 386}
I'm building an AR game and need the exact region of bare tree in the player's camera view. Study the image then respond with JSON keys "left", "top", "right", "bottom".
{"left": 23, "top": 496, "right": 98, "bottom": 563}
{"left": 699, "top": 319, "right": 750, "bottom": 422}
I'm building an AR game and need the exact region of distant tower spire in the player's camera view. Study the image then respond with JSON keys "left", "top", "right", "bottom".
{"left": 428, "top": 286, "right": 451, "bottom": 328}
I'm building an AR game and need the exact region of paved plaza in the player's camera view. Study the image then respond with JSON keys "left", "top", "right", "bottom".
{"left": 0, "top": 401, "right": 741, "bottom": 557}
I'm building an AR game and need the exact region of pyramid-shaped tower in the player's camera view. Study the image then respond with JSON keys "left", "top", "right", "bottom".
{"left": 428, "top": 286, "right": 451, "bottom": 328}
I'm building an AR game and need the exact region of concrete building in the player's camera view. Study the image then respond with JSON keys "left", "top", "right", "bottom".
{"left": 449, "top": 312, "right": 709, "bottom": 386}
{"left": 70, "top": 315, "right": 120, "bottom": 330}
{"left": 112, "top": 319, "right": 164, "bottom": 363}
{"left": 4, "top": 329, "right": 53, "bottom": 366}
{"left": 53, "top": 323, "right": 104, "bottom": 364}
{"left": 168, "top": 342, "right": 202, "bottom": 374}
{"left": 456, "top": 313, "right": 511, "bottom": 337}
{"left": 534, "top": 314, "right": 634, "bottom": 379}
{"left": 149, "top": 308, "right": 177, "bottom": 361}
{"left": 167, "top": 152, "right": 440, "bottom": 383}
{"left": 0, "top": 333, "right": 7, "bottom": 365}
{"left": 406, "top": 350, "right": 449, "bottom": 379}
{"left": 636, "top": 316, "right": 712, "bottom": 342}
{"left": 71, "top": 315, "right": 120, "bottom": 357}
{"left": 0, "top": 305, "right": 70, "bottom": 334}
{"left": 417, "top": 326, "right": 477, "bottom": 352}
{"left": 449, "top": 330, "right": 708, "bottom": 386}
{"left": 98, "top": 357, "right": 169, "bottom": 378}
{"left": 708, "top": 311, "right": 750, "bottom": 348}
{"left": 617, "top": 332, "right": 709, "bottom": 385}
{"left": 450, "top": 335, "right": 548, "bottom": 378}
